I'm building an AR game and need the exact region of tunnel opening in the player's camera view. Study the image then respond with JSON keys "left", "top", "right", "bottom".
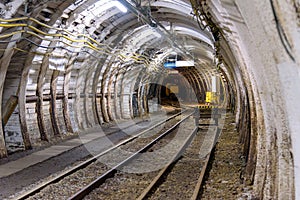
{"left": 160, "top": 72, "right": 191, "bottom": 107}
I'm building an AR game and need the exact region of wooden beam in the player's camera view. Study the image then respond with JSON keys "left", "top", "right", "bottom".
{"left": 25, "top": 94, "right": 71, "bottom": 102}
{"left": 107, "top": 68, "right": 118, "bottom": 121}
{"left": 63, "top": 58, "right": 75, "bottom": 133}
{"left": 36, "top": 55, "right": 50, "bottom": 141}
{"left": 0, "top": 31, "right": 25, "bottom": 157}
{"left": 74, "top": 66, "right": 85, "bottom": 129}
{"left": 18, "top": 52, "right": 34, "bottom": 150}
{"left": 129, "top": 72, "right": 140, "bottom": 119}
{"left": 107, "top": 74, "right": 113, "bottom": 121}
{"left": 82, "top": 69, "right": 91, "bottom": 127}
{"left": 90, "top": 64, "right": 101, "bottom": 125}
{"left": 50, "top": 70, "right": 60, "bottom": 136}
{"left": 2, "top": 95, "right": 18, "bottom": 126}
{"left": 143, "top": 83, "right": 149, "bottom": 114}
{"left": 0, "top": 47, "right": 15, "bottom": 158}
{"left": 100, "top": 66, "right": 110, "bottom": 122}
{"left": 119, "top": 72, "right": 126, "bottom": 119}
{"left": 137, "top": 82, "right": 142, "bottom": 118}
{"left": 189, "top": 69, "right": 202, "bottom": 102}
{"left": 18, "top": 6, "right": 55, "bottom": 150}
{"left": 113, "top": 70, "right": 121, "bottom": 120}
{"left": 92, "top": 59, "right": 105, "bottom": 125}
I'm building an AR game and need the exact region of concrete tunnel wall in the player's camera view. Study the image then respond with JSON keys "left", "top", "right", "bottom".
{"left": 0, "top": 0, "right": 299, "bottom": 199}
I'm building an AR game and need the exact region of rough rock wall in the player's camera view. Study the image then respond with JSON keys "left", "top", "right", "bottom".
{"left": 206, "top": 0, "right": 299, "bottom": 198}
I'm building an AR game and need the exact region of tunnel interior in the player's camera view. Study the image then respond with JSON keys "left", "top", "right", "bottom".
{"left": 0, "top": 0, "right": 299, "bottom": 199}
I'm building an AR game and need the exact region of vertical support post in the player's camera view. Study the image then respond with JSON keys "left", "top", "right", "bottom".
{"left": 50, "top": 70, "right": 60, "bottom": 136}
{"left": 114, "top": 70, "right": 120, "bottom": 120}
{"left": 100, "top": 66, "right": 110, "bottom": 122}
{"left": 143, "top": 83, "right": 149, "bottom": 114}
{"left": 0, "top": 47, "right": 15, "bottom": 157}
{"left": 74, "top": 67, "right": 85, "bottom": 129}
{"left": 2, "top": 95, "right": 18, "bottom": 126}
{"left": 19, "top": 54, "right": 34, "bottom": 150}
{"left": 83, "top": 66, "right": 93, "bottom": 127}
{"left": 36, "top": 55, "right": 49, "bottom": 141}
{"left": 107, "top": 68, "right": 115, "bottom": 121}
{"left": 137, "top": 82, "right": 143, "bottom": 118}
{"left": 63, "top": 59, "right": 74, "bottom": 133}
{"left": 119, "top": 71, "right": 126, "bottom": 119}
{"left": 92, "top": 61, "right": 104, "bottom": 125}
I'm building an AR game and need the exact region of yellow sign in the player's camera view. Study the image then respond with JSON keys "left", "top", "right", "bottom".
{"left": 206, "top": 92, "right": 212, "bottom": 103}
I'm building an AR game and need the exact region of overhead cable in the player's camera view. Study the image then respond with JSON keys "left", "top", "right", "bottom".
{"left": 269, "top": 0, "right": 295, "bottom": 62}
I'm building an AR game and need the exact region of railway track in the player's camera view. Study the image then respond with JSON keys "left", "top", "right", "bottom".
{"left": 15, "top": 109, "right": 189, "bottom": 200}
{"left": 137, "top": 127, "right": 219, "bottom": 200}
{"left": 67, "top": 110, "right": 196, "bottom": 200}
{"left": 16, "top": 108, "right": 220, "bottom": 200}
{"left": 82, "top": 122, "right": 219, "bottom": 200}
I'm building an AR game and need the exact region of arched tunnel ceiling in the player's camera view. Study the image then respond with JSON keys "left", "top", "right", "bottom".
{"left": 0, "top": 2, "right": 224, "bottom": 172}
{"left": 0, "top": 0, "right": 216, "bottom": 75}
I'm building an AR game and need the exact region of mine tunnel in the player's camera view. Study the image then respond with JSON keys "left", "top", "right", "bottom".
{"left": 0, "top": 0, "right": 299, "bottom": 199}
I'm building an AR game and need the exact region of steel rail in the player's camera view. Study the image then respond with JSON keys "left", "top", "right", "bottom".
{"left": 191, "top": 127, "right": 220, "bottom": 200}
{"left": 15, "top": 110, "right": 186, "bottom": 200}
{"left": 137, "top": 126, "right": 198, "bottom": 200}
{"left": 68, "top": 110, "right": 195, "bottom": 200}
{"left": 190, "top": 151, "right": 211, "bottom": 200}
{"left": 137, "top": 127, "right": 219, "bottom": 200}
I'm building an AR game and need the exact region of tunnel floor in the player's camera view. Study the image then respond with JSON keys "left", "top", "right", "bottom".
{"left": 0, "top": 109, "right": 255, "bottom": 199}
{"left": 200, "top": 112, "right": 255, "bottom": 199}
{"left": 0, "top": 108, "right": 179, "bottom": 199}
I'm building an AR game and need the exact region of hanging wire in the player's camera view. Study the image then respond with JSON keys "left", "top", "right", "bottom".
{"left": 0, "top": 17, "right": 111, "bottom": 49}
{"left": 270, "top": 0, "right": 295, "bottom": 62}
{"left": 190, "top": 0, "right": 206, "bottom": 31}
{"left": 0, "top": 15, "right": 153, "bottom": 67}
